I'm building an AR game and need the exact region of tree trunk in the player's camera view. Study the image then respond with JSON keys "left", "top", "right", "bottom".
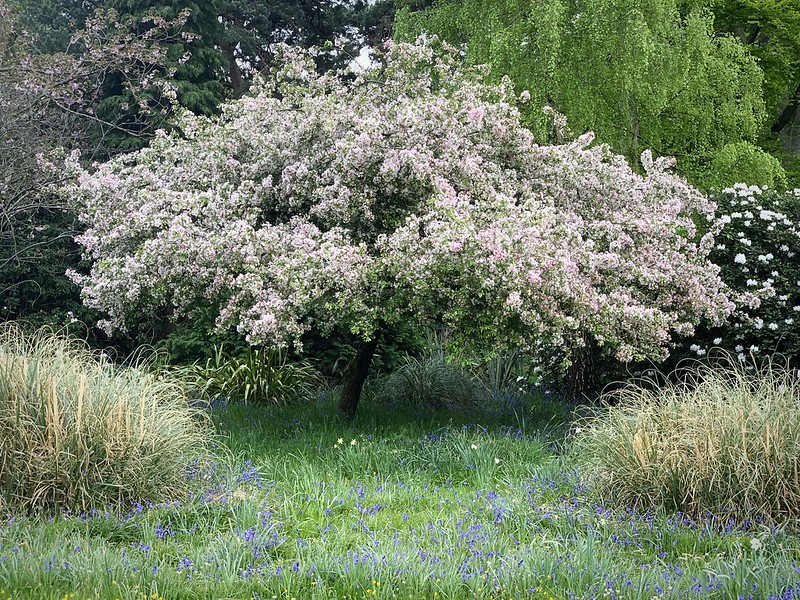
{"left": 160, "top": 303, "right": 176, "bottom": 339}
{"left": 566, "top": 332, "right": 598, "bottom": 402}
{"left": 224, "top": 42, "right": 244, "bottom": 98}
{"left": 338, "top": 332, "right": 381, "bottom": 419}
{"left": 771, "top": 84, "right": 799, "bottom": 134}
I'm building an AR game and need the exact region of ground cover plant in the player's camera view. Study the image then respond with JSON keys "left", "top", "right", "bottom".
{"left": 0, "top": 325, "right": 213, "bottom": 513}
{"left": 3, "top": 391, "right": 800, "bottom": 600}
{"left": 182, "top": 344, "right": 324, "bottom": 405}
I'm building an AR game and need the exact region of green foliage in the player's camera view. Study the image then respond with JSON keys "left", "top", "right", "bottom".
{"left": 712, "top": 0, "right": 800, "bottom": 133}
{"left": 184, "top": 344, "right": 324, "bottom": 405}
{"left": 16, "top": 0, "right": 92, "bottom": 52}
{"left": 0, "top": 324, "right": 213, "bottom": 513}
{"left": 396, "top": 0, "right": 768, "bottom": 186}
{"left": 573, "top": 354, "right": 800, "bottom": 523}
{"left": 95, "top": 1, "right": 228, "bottom": 154}
{"left": 702, "top": 141, "right": 787, "bottom": 190}
{"left": 369, "top": 354, "right": 480, "bottom": 411}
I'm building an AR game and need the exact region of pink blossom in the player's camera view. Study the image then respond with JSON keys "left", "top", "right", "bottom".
{"left": 61, "top": 38, "right": 731, "bottom": 364}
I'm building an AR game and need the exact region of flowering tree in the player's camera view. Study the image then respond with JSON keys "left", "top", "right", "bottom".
{"left": 63, "top": 39, "right": 733, "bottom": 415}
{"left": 0, "top": 4, "right": 188, "bottom": 327}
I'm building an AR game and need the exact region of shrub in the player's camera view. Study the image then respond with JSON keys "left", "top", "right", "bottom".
{"left": 0, "top": 325, "right": 213, "bottom": 513}
{"left": 370, "top": 355, "right": 480, "bottom": 411}
{"left": 701, "top": 142, "right": 787, "bottom": 191}
{"left": 185, "top": 344, "right": 324, "bottom": 405}
{"left": 573, "top": 354, "right": 800, "bottom": 523}
{"left": 672, "top": 185, "right": 800, "bottom": 366}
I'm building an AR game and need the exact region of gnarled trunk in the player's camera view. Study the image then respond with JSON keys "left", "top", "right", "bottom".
{"left": 338, "top": 331, "right": 381, "bottom": 419}
{"left": 566, "top": 332, "right": 599, "bottom": 402}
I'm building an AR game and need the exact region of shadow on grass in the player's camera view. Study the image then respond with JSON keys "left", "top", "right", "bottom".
{"left": 210, "top": 388, "right": 571, "bottom": 459}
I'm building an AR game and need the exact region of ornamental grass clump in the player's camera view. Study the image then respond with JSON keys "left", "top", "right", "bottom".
{"left": 371, "top": 355, "right": 480, "bottom": 411}
{"left": 0, "top": 325, "right": 213, "bottom": 513}
{"left": 573, "top": 354, "right": 800, "bottom": 524}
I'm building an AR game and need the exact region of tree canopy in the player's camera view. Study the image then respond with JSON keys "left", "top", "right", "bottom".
{"left": 394, "top": 0, "right": 780, "bottom": 188}
{"left": 0, "top": 4, "right": 186, "bottom": 330}
{"left": 63, "top": 40, "right": 732, "bottom": 414}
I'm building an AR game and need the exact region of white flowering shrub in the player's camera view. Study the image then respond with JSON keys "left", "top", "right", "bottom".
{"left": 674, "top": 184, "right": 800, "bottom": 363}
{"left": 61, "top": 39, "right": 733, "bottom": 413}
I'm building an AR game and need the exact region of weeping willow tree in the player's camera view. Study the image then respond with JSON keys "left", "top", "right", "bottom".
{"left": 395, "top": 0, "right": 782, "bottom": 188}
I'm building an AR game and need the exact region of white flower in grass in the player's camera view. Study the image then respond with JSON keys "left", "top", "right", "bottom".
{"left": 734, "top": 253, "right": 747, "bottom": 264}
{"left": 713, "top": 338, "right": 722, "bottom": 345}
{"left": 471, "top": 443, "right": 478, "bottom": 450}
{"left": 350, "top": 439, "right": 357, "bottom": 446}
{"left": 769, "top": 323, "right": 779, "bottom": 330}
{"left": 735, "top": 345, "right": 744, "bottom": 353}
{"left": 494, "top": 458, "right": 501, "bottom": 465}
{"left": 750, "top": 538, "right": 762, "bottom": 551}
{"left": 749, "top": 345, "right": 760, "bottom": 353}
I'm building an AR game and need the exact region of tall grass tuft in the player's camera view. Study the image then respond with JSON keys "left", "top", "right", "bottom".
{"left": 573, "top": 353, "right": 800, "bottom": 524}
{"left": 370, "top": 355, "right": 480, "bottom": 411}
{"left": 0, "top": 325, "right": 214, "bottom": 513}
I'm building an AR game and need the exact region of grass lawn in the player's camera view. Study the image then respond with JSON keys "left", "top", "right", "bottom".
{"left": 1, "top": 395, "right": 799, "bottom": 600}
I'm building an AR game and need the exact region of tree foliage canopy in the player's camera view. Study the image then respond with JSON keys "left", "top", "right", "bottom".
{"left": 63, "top": 40, "right": 732, "bottom": 413}
{"left": 395, "top": 0, "right": 772, "bottom": 187}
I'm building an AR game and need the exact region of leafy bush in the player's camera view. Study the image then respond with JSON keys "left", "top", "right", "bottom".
{"left": 573, "top": 354, "right": 800, "bottom": 523}
{"left": 673, "top": 185, "right": 800, "bottom": 365}
{"left": 185, "top": 344, "right": 323, "bottom": 405}
{"left": 0, "top": 325, "right": 213, "bottom": 513}
{"left": 701, "top": 142, "right": 787, "bottom": 191}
